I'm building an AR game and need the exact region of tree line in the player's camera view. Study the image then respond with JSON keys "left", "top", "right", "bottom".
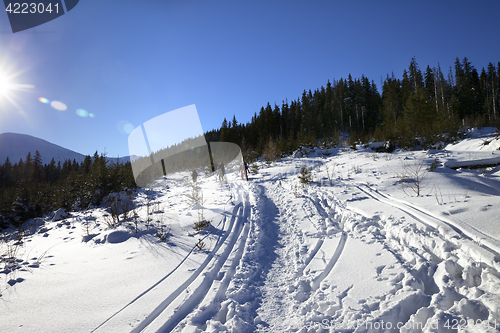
{"left": 0, "top": 151, "right": 135, "bottom": 228}
{"left": 1, "top": 56, "right": 498, "bottom": 227}
{"left": 206, "top": 57, "right": 499, "bottom": 157}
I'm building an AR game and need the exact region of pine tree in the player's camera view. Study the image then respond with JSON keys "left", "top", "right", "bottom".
{"left": 45, "top": 158, "right": 58, "bottom": 183}
{"left": 82, "top": 155, "right": 92, "bottom": 174}
{"left": 219, "top": 118, "right": 229, "bottom": 142}
{"left": 381, "top": 74, "right": 402, "bottom": 141}
{"left": 487, "top": 62, "right": 498, "bottom": 120}
{"left": 455, "top": 57, "right": 482, "bottom": 120}
{"left": 33, "top": 150, "right": 44, "bottom": 182}
{"left": 0, "top": 157, "right": 13, "bottom": 187}
{"left": 408, "top": 57, "right": 424, "bottom": 92}
{"left": 403, "top": 87, "right": 434, "bottom": 141}
{"left": 24, "top": 152, "right": 33, "bottom": 180}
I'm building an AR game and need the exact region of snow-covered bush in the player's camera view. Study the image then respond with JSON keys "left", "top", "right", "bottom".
{"left": 298, "top": 165, "right": 312, "bottom": 187}
{"left": 102, "top": 191, "right": 135, "bottom": 228}
{"left": 193, "top": 220, "right": 210, "bottom": 234}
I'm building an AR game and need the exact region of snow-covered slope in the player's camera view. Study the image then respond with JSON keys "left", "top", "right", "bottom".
{"left": 0, "top": 132, "right": 130, "bottom": 165}
{"left": 1, "top": 128, "right": 500, "bottom": 332}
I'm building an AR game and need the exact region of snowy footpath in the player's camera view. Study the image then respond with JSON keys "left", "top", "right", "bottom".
{"left": 1, "top": 128, "right": 500, "bottom": 332}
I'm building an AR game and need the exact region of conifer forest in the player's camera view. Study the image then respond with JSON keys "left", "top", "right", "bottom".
{"left": 1, "top": 57, "right": 499, "bottom": 227}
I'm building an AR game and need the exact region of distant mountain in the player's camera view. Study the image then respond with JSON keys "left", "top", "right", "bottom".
{"left": 0, "top": 133, "right": 129, "bottom": 166}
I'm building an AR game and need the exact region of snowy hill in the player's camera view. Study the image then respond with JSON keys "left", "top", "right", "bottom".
{"left": 0, "top": 132, "right": 129, "bottom": 165}
{"left": 1, "top": 128, "right": 500, "bottom": 332}
{"left": 0, "top": 132, "right": 86, "bottom": 165}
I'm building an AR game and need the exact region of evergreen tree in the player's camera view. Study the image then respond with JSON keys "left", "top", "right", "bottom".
{"left": 408, "top": 57, "right": 424, "bottom": 92}
{"left": 403, "top": 87, "right": 434, "bottom": 141}
{"left": 24, "top": 152, "right": 33, "bottom": 180}
{"left": 0, "top": 157, "right": 13, "bottom": 187}
{"left": 381, "top": 74, "right": 402, "bottom": 141}
{"left": 487, "top": 62, "right": 498, "bottom": 120}
{"left": 454, "top": 57, "right": 482, "bottom": 120}
{"left": 82, "top": 155, "right": 92, "bottom": 174}
{"left": 424, "top": 66, "right": 436, "bottom": 104}
{"left": 33, "top": 150, "right": 44, "bottom": 182}
{"left": 219, "top": 118, "right": 229, "bottom": 142}
{"left": 45, "top": 158, "right": 59, "bottom": 183}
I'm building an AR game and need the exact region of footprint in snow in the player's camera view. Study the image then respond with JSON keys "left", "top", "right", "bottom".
{"left": 7, "top": 277, "right": 24, "bottom": 286}
{"left": 376, "top": 265, "right": 385, "bottom": 275}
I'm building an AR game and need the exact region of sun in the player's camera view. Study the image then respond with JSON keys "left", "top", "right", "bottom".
{"left": 0, "top": 73, "right": 13, "bottom": 96}
{"left": 0, "top": 65, "right": 35, "bottom": 113}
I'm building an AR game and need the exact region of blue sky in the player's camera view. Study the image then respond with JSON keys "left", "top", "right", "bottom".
{"left": 1, "top": 0, "right": 499, "bottom": 158}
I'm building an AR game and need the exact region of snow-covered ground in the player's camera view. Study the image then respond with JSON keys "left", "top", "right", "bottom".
{"left": 2, "top": 128, "right": 500, "bottom": 332}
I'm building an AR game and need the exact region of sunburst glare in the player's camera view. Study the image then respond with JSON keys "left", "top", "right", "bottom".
{"left": 0, "top": 75, "right": 9, "bottom": 96}
{"left": 0, "top": 62, "right": 35, "bottom": 115}
{"left": 1, "top": 60, "right": 96, "bottom": 122}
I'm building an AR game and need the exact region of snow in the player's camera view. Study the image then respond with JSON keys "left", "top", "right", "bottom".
{"left": 1, "top": 128, "right": 500, "bottom": 332}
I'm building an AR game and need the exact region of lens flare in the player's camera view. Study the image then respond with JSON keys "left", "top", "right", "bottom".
{"left": 124, "top": 123, "right": 134, "bottom": 134}
{"left": 38, "top": 97, "right": 50, "bottom": 104}
{"left": 89, "top": 113, "right": 95, "bottom": 118}
{"left": 76, "top": 108, "right": 88, "bottom": 117}
{"left": 50, "top": 100, "right": 67, "bottom": 111}
{"left": 117, "top": 120, "right": 134, "bottom": 134}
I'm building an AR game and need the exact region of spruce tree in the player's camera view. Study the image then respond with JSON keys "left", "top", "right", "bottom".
{"left": 403, "top": 87, "right": 434, "bottom": 142}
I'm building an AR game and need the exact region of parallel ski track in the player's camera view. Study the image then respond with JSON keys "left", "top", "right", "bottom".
{"left": 343, "top": 183, "right": 500, "bottom": 329}
{"left": 92, "top": 185, "right": 249, "bottom": 333}
{"left": 354, "top": 183, "right": 500, "bottom": 258}
{"left": 298, "top": 191, "right": 349, "bottom": 291}
{"left": 154, "top": 192, "right": 251, "bottom": 332}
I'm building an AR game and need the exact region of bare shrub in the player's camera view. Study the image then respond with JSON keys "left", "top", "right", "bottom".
{"left": 429, "top": 158, "right": 439, "bottom": 172}
{"left": 262, "top": 138, "right": 280, "bottom": 162}
{"left": 326, "top": 163, "right": 337, "bottom": 185}
{"left": 121, "top": 192, "right": 136, "bottom": 221}
{"left": 131, "top": 207, "right": 140, "bottom": 233}
{"left": 102, "top": 213, "right": 116, "bottom": 229}
{"left": 1, "top": 237, "right": 22, "bottom": 270}
{"left": 102, "top": 192, "right": 135, "bottom": 228}
{"left": 142, "top": 187, "right": 155, "bottom": 230}
{"left": 195, "top": 238, "right": 206, "bottom": 251}
{"left": 83, "top": 209, "right": 95, "bottom": 236}
{"left": 350, "top": 165, "right": 362, "bottom": 174}
{"left": 398, "top": 158, "right": 430, "bottom": 197}
{"left": 251, "top": 163, "right": 259, "bottom": 174}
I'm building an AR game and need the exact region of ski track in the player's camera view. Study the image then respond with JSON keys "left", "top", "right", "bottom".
{"left": 91, "top": 158, "right": 500, "bottom": 332}
{"left": 152, "top": 199, "right": 249, "bottom": 332}
{"left": 332, "top": 179, "right": 500, "bottom": 332}
{"left": 252, "top": 164, "right": 500, "bottom": 332}
{"left": 354, "top": 183, "right": 500, "bottom": 269}
{"left": 119, "top": 181, "right": 282, "bottom": 333}
{"left": 91, "top": 183, "right": 249, "bottom": 333}
{"left": 133, "top": 182, "right": 258, "bottom": 333}
{"left": 91, "top": 210, "right": 232, "bottom": 333}
{"left": 311, "top": 231, "right": 347, "bottom": 291}
{"left": 252, "top": 176, "right": 354, "bottom": 332}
